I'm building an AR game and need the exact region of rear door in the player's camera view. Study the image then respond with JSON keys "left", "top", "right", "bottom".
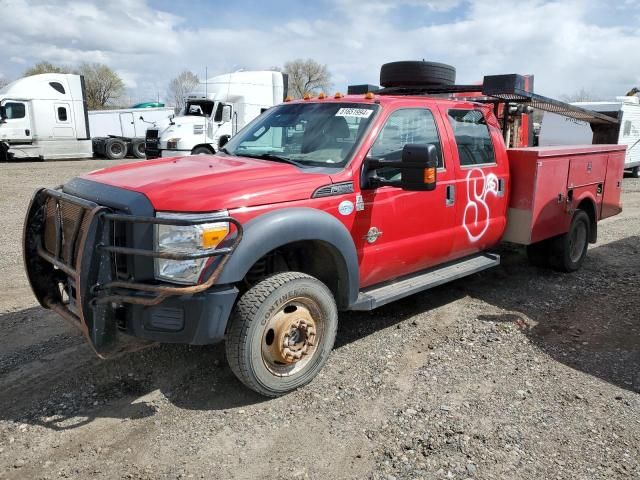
{"left": 0, "top": 100, "right": 32, "bottom": 143}
{"left": 439, "top": 106, "right": 509, "bottom": 257}
{"left": 119, "top": 112, "right": 136, "bottom": 137}
{"left": 354, "top": 106, "right": 457, "bottom": 288}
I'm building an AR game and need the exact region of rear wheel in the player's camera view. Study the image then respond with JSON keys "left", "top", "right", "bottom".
{"left": 631, "top": 166, "right": 640, "bottom": 178}
{"left": 131, "top": 139, "right": 146, "bottom": 159}
{"left": 225, "top": 272, "right": 338, "bottom": 397}
{"left": 104, "top": 138, "right": 127, "bottom": 160}
{"left": 550, "top": 210, "right": 590, "bottom": 272}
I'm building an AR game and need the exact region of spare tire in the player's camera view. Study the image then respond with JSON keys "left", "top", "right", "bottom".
{"left": 380, "top": 61, "right": 456, "bottom": 88}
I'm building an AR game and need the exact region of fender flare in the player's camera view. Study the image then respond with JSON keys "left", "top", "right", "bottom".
{"left": 217, "top": 207, "right": 360, "bottom": 307}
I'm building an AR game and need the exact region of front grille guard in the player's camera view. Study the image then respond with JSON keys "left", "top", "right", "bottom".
{"left": 23, "top": 187, "right": 243, "bottom": 357}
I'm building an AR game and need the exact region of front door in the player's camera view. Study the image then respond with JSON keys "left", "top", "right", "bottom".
{"left": 353, "top": 107, "right": 456, "bottom": 288}
{"left": 0, "top": 100, "right": 32, "bottom": 143}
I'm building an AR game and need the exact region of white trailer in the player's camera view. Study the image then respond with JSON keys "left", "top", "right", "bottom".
{"left": 0, "top": 73, "right": 173, "bottom": 161}
{"left": 539, "top": 96, "right": 640, "bottom": 177}
{"left": 145, "top": 70, "right": 287, "bottom": 158}
{"left": 89, "top": 106, "right": 173, "bottom": 159}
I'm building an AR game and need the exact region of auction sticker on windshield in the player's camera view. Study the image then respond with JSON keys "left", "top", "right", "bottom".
{"left": 335, "top": 108, "right": 373, "bottom": 118}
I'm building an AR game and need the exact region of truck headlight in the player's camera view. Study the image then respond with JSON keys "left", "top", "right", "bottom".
{"left": 154, "top": 211, "right": 230, "bottom": 284}
{"left": 166, "top": 137, "right": 181, "bottom": 149}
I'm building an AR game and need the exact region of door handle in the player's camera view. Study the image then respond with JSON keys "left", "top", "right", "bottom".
{"left": 446, "top": 184, "right": 455, "bottom": 206}
{"left": 497, "top": 178, "right": 505, "bottom": 197}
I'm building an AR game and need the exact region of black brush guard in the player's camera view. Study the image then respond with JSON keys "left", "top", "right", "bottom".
{"left": 23, "top": 187, "right": 243, "bottom": 358}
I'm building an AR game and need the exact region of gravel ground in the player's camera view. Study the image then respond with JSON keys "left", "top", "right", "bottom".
{"left": 0, "top": 159, "right": 639, "bottom": 480}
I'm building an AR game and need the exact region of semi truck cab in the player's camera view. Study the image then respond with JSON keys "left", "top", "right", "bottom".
{"left": 145, "top": 70, "right": 287, "bottom": 158}
{"left": 23, "top": 63, "right": 625, "bottom": 397}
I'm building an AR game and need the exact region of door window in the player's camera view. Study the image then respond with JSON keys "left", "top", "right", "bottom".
{"left": 368, "top": 108, "right": 443, "bottom": 181}
{"left": 4, "top": 102, "right": 25, "bottom": 119}
{"left": 214, "top": 103, "right": 224, "bottom": 122}
{"left": 447, "top": 109, "right": 495, "bottom": 166}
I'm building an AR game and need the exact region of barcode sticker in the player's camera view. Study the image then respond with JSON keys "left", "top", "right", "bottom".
{"left": 335, "top": 108, "right": 373, "bottom": 118}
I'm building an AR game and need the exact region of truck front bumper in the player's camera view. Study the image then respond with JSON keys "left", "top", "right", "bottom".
{"left": 161, "top": 149, "right": 192, "bottom": 158}
{"left": 23, "top": 186, "right": 242, "bottom": 357}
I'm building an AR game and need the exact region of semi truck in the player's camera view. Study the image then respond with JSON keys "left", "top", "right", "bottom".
{"left": 0, "top": 73, "right": 173, "bottom": 161}
{"left": 23, "top": 61, "right": 625, "bottom": 397}
{"left": 144, "top": 70, "right": 287, "bottom": 158}
{"left": 539, "top": 95, "right": 640, "bottom": 177}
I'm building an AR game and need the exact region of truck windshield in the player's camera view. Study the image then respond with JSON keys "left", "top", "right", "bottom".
{"left": 223, "top": 102, "right": 378, "bottom": 167}
{"left": 184, "top": 100, "right": 214, "bottom": 117}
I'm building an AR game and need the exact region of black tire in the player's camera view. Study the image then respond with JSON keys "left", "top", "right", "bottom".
{"left": 131, "top": 139, "right": 146, "bottom": 159}
{"left": 380, "top": 61, "right": 456, "bottom": 88}
{"left": 549, "top": 210, "right": 590, "bottom": 272}
{"left": 191, "top": 146, "right": 213, "bottom": 155}
{"left": 526, "top": 239, "right": 552, "bottom": 267}
{"left": 104, "top": 138, "right": 127, "bottom": 160}
{"left": 225, "top": 272, "right": 338, "bottom": 397}
{"left": 631, "top": 166, "right": 640, "bottom": 178}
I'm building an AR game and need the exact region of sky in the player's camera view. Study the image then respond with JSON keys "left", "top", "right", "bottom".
{"left": 1, "top": 0, "right": 639, "bottom": 104}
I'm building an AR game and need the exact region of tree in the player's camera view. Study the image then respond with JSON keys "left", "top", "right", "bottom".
{"left": 560, "top": 88, "right": 595, "bottom": 103}
{"left": 167, "top": 70, "right": 200, "bottom": 113}
{"left": 0, "top": 77, "right": 10, "bottom": 89}
{"left": 24, "top": 61, "right": 71, "bottom": 76}
{"left": 283, "top": 59, "right": 331, "bottom": 98}
{"left": 78, "top": 62, "right": 125, "bottom": 110}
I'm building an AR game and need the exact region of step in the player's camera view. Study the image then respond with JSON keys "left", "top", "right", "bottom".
{"left": 350, "top": 253, "right": 500, "bottom": 311}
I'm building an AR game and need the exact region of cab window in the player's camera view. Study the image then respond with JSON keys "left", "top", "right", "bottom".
{"left": 214, "top": 103, "right": 224, "bottom": 122}
{"left": 4, "top": 102, "right": 25, "bottom": 119}
{"left": 369, "top": 108, "right": 443, "bottom": 167}
{"left": 447, "top": 109, "right": 496, "bottom": 166}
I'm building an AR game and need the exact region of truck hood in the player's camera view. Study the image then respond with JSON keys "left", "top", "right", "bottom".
{"left": 81, "top": 154, "right": 333, "bottom": 212}
{"left": 159, "top": 115, "right": 205, "bottom": 137}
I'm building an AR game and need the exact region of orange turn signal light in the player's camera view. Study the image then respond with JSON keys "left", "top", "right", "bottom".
{"left": 365, "top": 92, "right": 375, "bottom": 100}
{"left": 423, "top": 167, "right": 436, "bottom": 184}
{"left": 303, "top": 93, "right": 313, "bottom": 100}
{"left": 284, "top": 96, "right": 293, "bottom": 102}
{"left": 318, "top": 92, "right": 326, "bottom": 99}
{"left": 334, "top": 92, "right": 344, "bottom": 99}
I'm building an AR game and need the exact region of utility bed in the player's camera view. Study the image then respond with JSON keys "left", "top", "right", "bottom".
{"left": 503, "top": 144, "right": 626, "bottom": 245}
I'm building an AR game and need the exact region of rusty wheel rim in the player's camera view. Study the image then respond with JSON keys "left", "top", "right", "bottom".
{"left": 261, "top": 297, "right": 322, "bottom": 376}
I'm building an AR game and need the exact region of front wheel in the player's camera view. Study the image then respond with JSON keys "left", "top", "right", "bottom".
{"left": 225, "top": 272, "right": 338, "bottom": 397}
{"left": 191, "top": 146, "right": 213, "bottom": 155}
{"left": 631, "top": 166, "right": 640, "bottom": 178}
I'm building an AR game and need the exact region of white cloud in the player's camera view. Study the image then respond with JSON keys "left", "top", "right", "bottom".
{"left": 0, "top": 0, "right": 637, "bottom": 102}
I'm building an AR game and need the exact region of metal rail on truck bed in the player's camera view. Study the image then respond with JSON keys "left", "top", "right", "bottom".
{"left": 23, "top": 187, "right": 242, "bottom": 357}
{"left": 378, "top": 74, "right": 620, "bottom": 126}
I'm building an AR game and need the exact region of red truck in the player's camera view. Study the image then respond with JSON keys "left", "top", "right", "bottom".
{"left": 23, "top": 62, "right": 625, "bottom": 397}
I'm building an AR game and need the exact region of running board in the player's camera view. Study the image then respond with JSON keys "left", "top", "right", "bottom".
{"left": 350, "top": 253, "right": 500, "bottom": 311}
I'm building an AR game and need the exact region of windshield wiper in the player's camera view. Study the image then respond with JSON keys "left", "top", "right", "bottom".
{"left": 236, "top": 152, "right": 306, "bottom": 168}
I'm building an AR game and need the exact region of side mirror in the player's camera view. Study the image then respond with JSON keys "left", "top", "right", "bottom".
{"left": 218, "top": 135, "right": 230, "bottom": 149}
{"left": 399, "top": 144, "right": 438, "bottom": 191}
{"left": 221, "top": 105, "right": 232, "bottom": 123}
